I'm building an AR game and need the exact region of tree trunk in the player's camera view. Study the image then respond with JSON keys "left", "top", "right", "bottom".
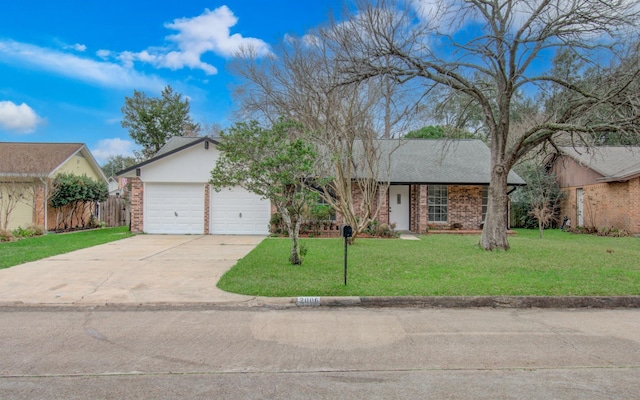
{"left": 479, "top": 166, "right": 510, "bottom": 250}
{"left": 288, "top": 217, "right": 302, "bottom": 265}
{"left": 538, "top": 219, "right": 543, "bottom": 239}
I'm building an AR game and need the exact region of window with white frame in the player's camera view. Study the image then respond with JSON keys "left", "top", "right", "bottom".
{"left": 428, "top": 185, "right": 448, "bottom": 222}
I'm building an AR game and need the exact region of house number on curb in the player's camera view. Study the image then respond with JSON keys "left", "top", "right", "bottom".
{"left": 297, "top": 297, "right": 321, "bottom": 306}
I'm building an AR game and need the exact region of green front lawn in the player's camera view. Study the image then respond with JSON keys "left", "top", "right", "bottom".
{"left": 0, "top": 227, "right": 133, "bottom": 269}
{"left": 218, "top": 229, "right": 640, "bottom": 297}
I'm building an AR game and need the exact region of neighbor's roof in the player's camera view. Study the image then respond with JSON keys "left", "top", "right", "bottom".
{"left": 376, "top": 139, "right": 525, "bottom": 185}
{"left": 559, "top": 146, "right": 640, "bottom": 182}
{"left": 0, "top": 142, "right": 87, "bottom": 176}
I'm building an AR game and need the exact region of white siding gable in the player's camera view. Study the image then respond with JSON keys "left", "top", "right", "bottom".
{"left": 140, "top": 143, "right": 220, "bottom": 183}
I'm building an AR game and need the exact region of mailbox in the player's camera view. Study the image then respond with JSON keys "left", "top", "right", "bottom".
{"left": 340, "top": 224, "right": 353, "bottom": 238}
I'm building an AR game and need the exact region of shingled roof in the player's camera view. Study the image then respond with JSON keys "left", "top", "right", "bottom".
{"left": 121, "top": 137, "right": 525, "bottom": 185}
{"left": 374, "top": 139, "right": 525, "bottom": 185}
{"left": 0, "top": 142, "right": 88, "bottom": 177}
{"left": 559, "top": 146, "right": 640, "bottom": 182}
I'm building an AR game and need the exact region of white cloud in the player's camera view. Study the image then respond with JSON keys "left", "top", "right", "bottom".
{"left": 0, "top": 40, "right": 165, "bottom": 91}
{"left": 0, "top": 101, "right": 43, "bottom": 134}
{"left": 91, "top": 138, "right": 136, "bottom": 163}
{"left": 71, "top": 43, "right": 87, "bottom": 52}
{"left": 121, "top": 6, "right": 272, "bottom": 75}
{"left": 96, "top": 49, "right": 111, "bottom": 59}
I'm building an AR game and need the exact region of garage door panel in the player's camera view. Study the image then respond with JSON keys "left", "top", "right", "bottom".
{"left": 146, "top": 183, "right": 204, "bottom": 234}
{"left": 211, "top": 187, "right": 270, "bottom": 235}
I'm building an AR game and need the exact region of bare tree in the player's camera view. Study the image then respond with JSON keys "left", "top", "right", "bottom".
{"left": 231, "top": 32, "right": 418, "bottom": 240}
{"left": 327, "top": 0, "right": 640, "bottom": 249}
{"left": 0, "top": 158, "right": 44, "bottom": 231}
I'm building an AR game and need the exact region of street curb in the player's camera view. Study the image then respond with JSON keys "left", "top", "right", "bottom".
{"left": 323, "top": 296, "right": 640, "bottom": 308}
{"left": 2, "top": 296, "right": 640, "bottom": 311}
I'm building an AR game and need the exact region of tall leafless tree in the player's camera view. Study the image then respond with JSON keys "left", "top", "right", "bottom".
{"left": 231, "top": 31, "right": 419, "bottom": 240}
{"left": 327, "top": 0, "right": 640, "bottom": 249}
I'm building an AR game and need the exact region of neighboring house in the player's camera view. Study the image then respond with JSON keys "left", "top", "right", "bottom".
{"left": 108, "top": 177, "right": 120, "bottom": 195}
{"left": 119, "top": 137, "right": 525, "bottom": 235}
{"left": 107, "top": 176, "right": 129, "bottom": 196}
{"left": 549, "top": 146, "right": 640, "bottom": 234}
{"left": 0, "top": 142, "right": 107, "bottom": 231}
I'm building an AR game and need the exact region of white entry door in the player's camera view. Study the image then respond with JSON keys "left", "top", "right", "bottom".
{"left": 577, "top": 188, "right": 584, "bottom": 226}
{"left": 389, "top": 185, "right": 410, "bottom": 230}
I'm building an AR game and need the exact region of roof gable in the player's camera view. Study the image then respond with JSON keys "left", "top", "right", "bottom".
{"left": 559, "top": 146, "right": 640, "bottom": 181}
{"left": 0, "top": 142, "right": 106, "bottom": 183}
{"left": 0, "top": 142, "right": 84, "bottom": 176}
{"left": 118, "top": 136, "right": 219, "bottom": 176}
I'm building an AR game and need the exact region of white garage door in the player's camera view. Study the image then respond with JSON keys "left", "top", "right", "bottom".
{"left": 211, "top": 187, "right": 270, "bottom": 234}
{"left": 145, "top": 183, "right": 204, "bottom": 234}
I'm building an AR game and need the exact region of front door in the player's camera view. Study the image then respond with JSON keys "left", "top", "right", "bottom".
{"left": 389, "top": 185, "right": 410, "bottom": 231}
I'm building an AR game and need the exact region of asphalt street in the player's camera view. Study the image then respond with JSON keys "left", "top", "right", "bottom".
{"left": 1, "top": 307, "right": 639, "bottom": 399}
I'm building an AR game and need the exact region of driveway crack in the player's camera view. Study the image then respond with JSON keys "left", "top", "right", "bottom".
{"left": 75, "top": 272, "right": 115, "bottom": 303}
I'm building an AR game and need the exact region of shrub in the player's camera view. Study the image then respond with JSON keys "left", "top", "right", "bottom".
{"left": 568, "top": 226, "right": 630, "bottom": 237}
{"left": 365, "top": 220, "right": 398, "bottom": 238}
{"left": 11, "top": 224, "right": 44, "bottom": 238}
{"left": 269, "top": 213, "right": 286, "bottom": 235}
{"left": 0, "top": 229, "right": 13, "bottom": 242}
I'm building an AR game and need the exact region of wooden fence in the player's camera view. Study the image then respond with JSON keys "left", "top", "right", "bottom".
{"left": 99, "top": 195, "right": 130, "bottom": 228}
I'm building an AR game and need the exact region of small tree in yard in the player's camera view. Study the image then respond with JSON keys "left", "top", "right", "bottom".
{"left": 210, "top": 120, "right": 318, "bottom": 265}
{"left": 514, "top": 163, "right": 563, "bottom": 238}
{"left": 49, "top": 173, "right": 108, "bottom": 231}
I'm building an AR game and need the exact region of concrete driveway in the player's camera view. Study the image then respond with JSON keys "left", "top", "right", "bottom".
{"left": 0, "top": 235, "right": 265, "bottom": 305}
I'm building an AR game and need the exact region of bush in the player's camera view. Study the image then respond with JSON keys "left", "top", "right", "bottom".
{"left": 365, "top": 220, "right": 398, "bottom": 238}
{"left": 567, "top": 226, "right": 630, "bottom": 237}
{"left": 269, "top": 213, "right": 286, "bottom": 235}
{"left": 0, "top": 229, "right": 13, "bottom": 242}
{"left": 11, "top": 224, "right": 44, "bottom": 238}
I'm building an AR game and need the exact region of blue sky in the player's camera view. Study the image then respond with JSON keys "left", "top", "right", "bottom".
{"left": 0, "top": 1, "right": 341, "bottom": 163}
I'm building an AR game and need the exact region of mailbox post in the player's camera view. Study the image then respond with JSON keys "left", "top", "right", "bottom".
{"left": 340, "top": 224, "right": 352, "bottom": 285}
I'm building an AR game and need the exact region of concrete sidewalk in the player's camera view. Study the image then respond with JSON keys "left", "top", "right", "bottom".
{"left": 0, "top": 235, "right": 267, "bottom": 306}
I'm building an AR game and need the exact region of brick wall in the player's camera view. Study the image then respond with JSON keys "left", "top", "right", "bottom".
{"left": 448, "top": 185, "right": 483, "bottom": 230}
{"left": 378, "top": 185, "right": 389, "bottom": 225}
{"left": 130, "top": 178, "right": 144, "bottom": 233}
{"left": 409, "top": 184, "right": 429, "bottom": 232}
{"left": 270, "top": 183, "right": 487, "bottom": 234}
{"left": 630, "top": 178, "right": 640, "bottom": 233}
{"left": 560, "top": 179, "right": 640, "bottom": 233}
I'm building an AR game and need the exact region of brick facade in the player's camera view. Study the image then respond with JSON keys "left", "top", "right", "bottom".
{"left": 448, "top": 185, "right": 484, "bottom": 230}
{"left": 559, "top": 177, "right": 640, "bottom": 233}
{"left": 130, "top": 178, "right": 144, "bottom": 233}
{"left": 335, "top": 183, "right": 485, "bottom": 234}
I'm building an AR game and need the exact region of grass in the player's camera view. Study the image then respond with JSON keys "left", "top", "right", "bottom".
{"left": 218, "top": 229, "right": 640, "bottom": 297}
{"left": 0, "top": 227, "right": 133, "bottom": 270}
